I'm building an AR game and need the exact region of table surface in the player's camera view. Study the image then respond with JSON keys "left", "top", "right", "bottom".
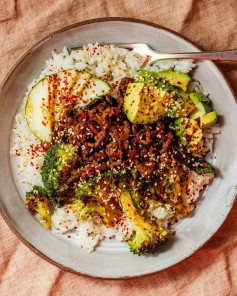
{"left": 0, "top": 1, "right": 237, "bottom": 295}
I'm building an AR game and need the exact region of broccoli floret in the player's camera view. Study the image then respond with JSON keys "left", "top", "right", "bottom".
{"left": 69, "top": 198, "right": 112, "bottom": 227}
{"left": 119, "top": 191, "right": 168, "bottom": 255}
{"left": 41, "top": 142, "right": 79, "bottom": 197}
{"left": 173, "top": 145, "right": 215, "bottom": 175}
{"left": 25, "top": 186, "right": 51, "bottom": 229}
{"left": 157, "top": 163, "right": 192, "bottom": 217}
{"left": 118, "top": 170, "right": 147, "bottom": 215}
{"left": 70, "top": 171, "right": 121, "bottom": 227}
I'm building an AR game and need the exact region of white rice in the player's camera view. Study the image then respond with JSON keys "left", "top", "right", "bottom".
{"left": 10, "top": 42, "right": 217, "bottom": 252}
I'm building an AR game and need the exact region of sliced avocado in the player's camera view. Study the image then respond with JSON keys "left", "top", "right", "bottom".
{"left": 134, "top": 70, "right": 159, "bottom": 86}
{"left": 174, "top": 118, "right": 203, "bottom": 152}
{"left": 178, "top": 92, "right": 195, "bottom": 117}
{"left": 189, "top": 102, "right": 210, "bottom": 120}
{"left": 189, "top": 92, "right": 211, "bottom": 105}
{"left": 124, "top": 83, "right": 170, "bottom": 124}
{"left": 200, "top": 111, "right": 217, "bottom": 128}
{"left": 124, "top": 83, "right": 144, "bottom": 123}
{"left": 169, "top": 91, "right": 195, "bottom": 118}
{"left": 157, "top": 70, "right": 191, "bottom": 91}
{"left": 134, "top": 70, "right": 175, "bottom": 92}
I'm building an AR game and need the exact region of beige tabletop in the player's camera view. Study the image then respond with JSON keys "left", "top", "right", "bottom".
{"left": 0, "top": 0, "right": 237, "bottom": 295}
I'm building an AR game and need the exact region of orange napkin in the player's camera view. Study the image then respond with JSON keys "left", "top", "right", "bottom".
{"left": 0, "top": 0, "right": 16, "bottom": 22}
{"left": 0, "top": 0, "right": 237, "bottom": 295}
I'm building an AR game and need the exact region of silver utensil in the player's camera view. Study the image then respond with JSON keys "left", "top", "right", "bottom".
{"left": 71, "top": 43, "right": 237, "bottom": 65}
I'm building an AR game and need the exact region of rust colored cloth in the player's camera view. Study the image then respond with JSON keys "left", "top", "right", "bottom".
{"left": 0, "top": 0, "right": 237, "bottom": 295}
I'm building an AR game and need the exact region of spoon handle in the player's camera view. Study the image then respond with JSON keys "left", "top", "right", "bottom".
{"left": 149, "top": 49, "right": 237, "bottom": 63}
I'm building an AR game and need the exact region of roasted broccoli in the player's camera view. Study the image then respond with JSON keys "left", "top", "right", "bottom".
{"left": 173, "top": 145, "right": 215, "bottom": 175}
{"left": 69, "top": 171, "right": 121, "bottom": 227}
{"left": 41, "top": 142, "right": 79, "bottom": 198}
{"left": 119, "top": 191, "right": 168, "bottom": 255}
{"left": 69, "top": 197, "right": 114, "bottom": 227}
{"left": 157, "top": 161, "right": 192, "bottom": 217}
{"left": 117, "top": 170, "right": 147, "bottom": 215}
{"left": 25, "top": 185, "right": 51, "bottom": 229}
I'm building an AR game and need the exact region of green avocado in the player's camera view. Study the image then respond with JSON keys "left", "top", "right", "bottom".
{"left": 124, "top": 83, "right": 170, "bottom": 124}
{"left": 189, "top": 102, "right": 211, "bottom": 120}
{"left": 174, "top": 118, "right": 203, "bottom": 151}
{"left": 134, "top": 70, "right": 176, "bottom": 92}
{"left": 200, "top": 111, "right": 217, "bottom": 128}
{"left": 189, "top": 92, "right": 211, "bottom": 105}
{"left": 168, "top": 91, "right": 195, "bottom": 118}
{"left": 157, "top": 69, "right": 191, "bottom": 91}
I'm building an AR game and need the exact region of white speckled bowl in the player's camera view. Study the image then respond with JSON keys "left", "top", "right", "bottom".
{"left": 0, "top": 18, "right": 237, "bottom": 279}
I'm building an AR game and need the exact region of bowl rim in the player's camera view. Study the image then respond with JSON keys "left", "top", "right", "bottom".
{"left": 0, "top": 17, "right": 236, "bottom": 280}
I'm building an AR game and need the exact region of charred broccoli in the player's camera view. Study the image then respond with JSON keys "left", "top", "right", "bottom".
{"left": 69, "top": 171, "right": 121, "bottom": 227}
{"left": 158, "top": 164, "right": 192, "bottom": 217}
{"left": 41, "top": 142, "right": 79, "bottom": 197}
{"left": 69, "top": 197, "right": 113, "bottom": 227}
{"left": 173, "top": 145, "right": 215, "bottom": 175}
{"left": 119, "top": 191, "right": 168, "bottom": 255}
{"left": 118, "top": 170, "right": 147, "bottom": 215}
{"left": 25, "top": 186, "right": 51, "bottom": 229}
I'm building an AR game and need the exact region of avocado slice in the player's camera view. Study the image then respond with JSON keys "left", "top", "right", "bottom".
{"left": 189, "top": 102, "right": 211, "bottom": 120}
{"left": 169, "top": 91, "right": 195, "bottom": 118}
{"left": 200, "top": 111, "right": 217, "bottom": 128}
{"left": 178, "top": 92, "right": 195, "bottom": 117}
{"left": 134, "top": 70, "right": 176, "bottom": 92}
{"left": 157, "top": 70, "right": 191, "bottom": 91}
{"left": 174, "top": 118, "right": 203, "bottom": 152}
{"left": 124, "top": 83, "right": 170, "bottom": 124}
{"left": 189, "top": 92, "right": 211, "bottom": 105}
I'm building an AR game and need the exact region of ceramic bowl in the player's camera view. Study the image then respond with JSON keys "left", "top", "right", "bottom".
{"left": 0, "top": 18, "right": 237, "bottom": 278}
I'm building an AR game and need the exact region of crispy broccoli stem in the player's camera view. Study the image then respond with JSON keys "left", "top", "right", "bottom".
{"left": 119, "top": 191, "right": 168, "bottom": 255}
{"left": 25, "top": 186, "right": 51, "bottom": 229}
{"left": 41, "top": 142, "right": 79, "bottom": 198}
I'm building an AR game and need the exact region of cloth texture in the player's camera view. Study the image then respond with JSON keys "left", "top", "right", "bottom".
{"left": 0, "top": 0, "right": 237, "bottom": 295}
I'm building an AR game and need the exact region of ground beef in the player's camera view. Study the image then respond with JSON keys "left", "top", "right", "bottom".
{"left": 52, "top": 85, "right": 178, "bottom": 181}
{"left": 160, "top": 131, "right": 173, "bottom": 154}
{"left": 117, "top": 77, "right": 134, "bottom": 104}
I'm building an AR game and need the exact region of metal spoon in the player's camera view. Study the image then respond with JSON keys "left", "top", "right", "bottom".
{"left": 71, "top": 43, "right": 237, "bottom": 65}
